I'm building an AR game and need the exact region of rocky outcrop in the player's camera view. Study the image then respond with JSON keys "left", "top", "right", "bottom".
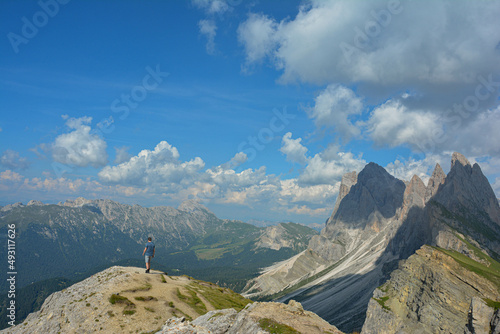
{"left": 158, "top": 300, "right": 343, "bottom": 334}
{"left": 331, "top": 171, "right": 357, "bottom": 216}
{"left": 1, "top": 266, "right": 341, "bottom": 334}
{"left": 243, "top": 152, "right": 500, "bottom": 333}
{"left": 425, "top": 163, "right": 446, "bottom": 201}
{"left": 465, "top": 298, "right": 496, "bottom": 334}
{"left": 1, "top": 266, "right": 253, "bottom": 334}
{"left": 362, "top": 245, "right": 500, "bottom": 334}
{"left": 254, "top": 222, "right": 317, "bottom": 251}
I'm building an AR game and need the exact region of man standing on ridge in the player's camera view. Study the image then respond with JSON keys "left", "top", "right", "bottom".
{"left": 142, "top": 237, "right": 155, "bottom": 273}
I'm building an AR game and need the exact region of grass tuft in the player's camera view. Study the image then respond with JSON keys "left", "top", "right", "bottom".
{"left": 258, "top": 318, "right": 299, "bottom": 334}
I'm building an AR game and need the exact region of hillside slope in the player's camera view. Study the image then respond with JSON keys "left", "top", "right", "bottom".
{"left": 0, "top": 200, "right": 316, "bottom": 292}
{"left": 362, "top": 245, "right": 500, "bottom": 333}
{"left": 0, "top": 266, "right": 342, "bottom": 334}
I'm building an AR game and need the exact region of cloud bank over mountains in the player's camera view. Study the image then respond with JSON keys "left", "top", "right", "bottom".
{"left": 1, "top": 0, "right": 499, "bottom": 223}
{"left": 238, "top": 0, "right": 500, "bottom": 158}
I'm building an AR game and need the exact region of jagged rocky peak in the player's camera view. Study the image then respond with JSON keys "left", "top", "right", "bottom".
{"left": 0, "top": 202, "right": 24, "bottom": 211}
{"left": 425, "top": 163, "right": 446, "bottom": 201}
{"left": 433, "top": 152, "right": 500, "bottom": 225}
{"left": 60, "top": 197, "right": 93, "bottom": 207}
{"left": 331, "top": 171, "right": 358, "bottom": 217}
{"left": 332, "top": 162, "right": 406, "bottom": 225}
{"left": 27, "top": 199, "right": 44, "bottom": 206}
{"left": 403, "top": 174, "right": 426, "bottom": 209}
{"left": 178, "top": 199, "right": 209, "bottom": 213}
{"left": 340, "top": 171, "right": 358, "bottom": 196}
{"left": 452, "top": 151, "right": 471, "bottom": 168}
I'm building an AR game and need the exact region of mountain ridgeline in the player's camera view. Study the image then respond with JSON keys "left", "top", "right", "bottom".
{"left": 243, "top": 152, "right": 500, "bottom": 333}
{"left": 0, "top": 198, "right": 317, "bottom": 329}
{"left": 3, "top": 152, "right": 500, "bottom": 333}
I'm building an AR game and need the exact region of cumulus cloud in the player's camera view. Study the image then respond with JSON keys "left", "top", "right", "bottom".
{"left": 385, "top": 153, "right": 450, "bottom": 185}
{"left": 99, "top": 141, "right": 204, "bottom": 187}
{"left": 220, "top": 152, "right": 248, "bottom": 170}
{"left": 97, "top": 139, "right": 352, "bottom": 217}
{"left": 365, "top": 99, "right": 442, "bottom": 150}
{"left": 1, "top": 150, "right": 30, "bottom": 170}
{"left": 51, "top": 116, "right": 108, "bottom": 168}
{"left": 0, "top": 170, "right": 23, "bottom": 182}
{"left": 238, "top": 0, "right": 500, "bottom": 157}
{"left": 237, "top": 13, "right": 279, "bottom": 66}
{"left": 114, "top": 146, "right": 131, "bottom": 164}
{"left": 299, "top": 148, "right": 366, "bottom": 186}
{"left": 280, "top": 178, "right": 339, "bottom": 206}
{"left": 280, "top": 132, "right": 308, "bottom": 164}
{"left": 309, "top": 84, "right": 364, "bottom": 140}
{"left": 238, "top": 1, "right": 500, "bottom": 88}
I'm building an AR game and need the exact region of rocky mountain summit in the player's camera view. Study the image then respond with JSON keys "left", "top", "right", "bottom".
{"left": 243, "top": 152, "right": 500, "bottom": 333}
{"left": 0, "top": 266, "right": 341, "bottom": 334}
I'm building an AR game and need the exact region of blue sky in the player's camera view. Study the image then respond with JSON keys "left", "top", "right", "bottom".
{"left": 1, "top": 0, "right": 500, "bottom": 225}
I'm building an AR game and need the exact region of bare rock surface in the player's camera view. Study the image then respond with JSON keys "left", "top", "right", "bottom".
{"left": 243, "top": 152, "right": 500, "bottom": 333}
{"left": 362, "top": 246, "right": 500, "bottom": 334}
{"left": 158, "top": 300, "right": 343, "bottom": 334}
{"left": 1, "top": 266, "right": 250, "bottom": 334}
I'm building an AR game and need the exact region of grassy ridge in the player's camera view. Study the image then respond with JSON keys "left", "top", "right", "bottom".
{"left": 435, "top": 247, "right": 500, "bottom": 291}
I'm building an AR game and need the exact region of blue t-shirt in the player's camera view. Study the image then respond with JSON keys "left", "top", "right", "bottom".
{"left": 144, "top": 241, "right": 155, "bottom": 256}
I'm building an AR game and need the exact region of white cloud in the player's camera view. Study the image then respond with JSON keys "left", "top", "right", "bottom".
{"left": 385, "top": 153, "right": 450, "bottom": 184}
{"left": 280, "top": 178, "right": 339, "bottom": 206}
{"left": 199, "top": 19, "right": 217, "bottom": 55}
{"left": 99, "top": 141, "right": 204, "bottom": 187}
{"left": 51, "top": 116, "right": 108, "bottom": 167}
{"left": 238, "top": 0, "right": 500, "bottom": 157}
{"left": 193, "top": 0, "right": 235, "bottom": 55}
{"left": 0, "top": 170, "right": 23, "bottom": 182}
{"left": 309, "top": 84, "right": 363, "bottom": 140}
{"left": 239, "top": 1, "right": 500, "bottom": 87}
{"left": 114, "top": 146, "right": 131, "bottom": 164}
{"left": 192, "top": 0, "right": 230, "bottom": 15}
{"left": 280, "top": 132, "right": 308, "bottom": 164}
{"left": 448, "top": 106, "right": 500, "bottom": 157}
{"left": 365, "top": 99, "right": 442, "bottom": 150}
{"left": 0, "top": 150, "right": 30, "bottom": 170}
{"left": 299, "top": 147, "right": 366, "bottom": 186}
{"left": 237, "top": 13, "right": 279, "bottom": 66}
{"left": 220, "top": 152, "right": 248, "bottom": 170}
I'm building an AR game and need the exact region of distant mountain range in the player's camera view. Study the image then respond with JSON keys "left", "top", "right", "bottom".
{"left": 0, "top": 198, "right": 316, "bottom": 329}
{"left": 3, "top": 151, "right": 500, "bottom": 333}
{"left": 243, "top": 152, "right": 500, "bottom": 333}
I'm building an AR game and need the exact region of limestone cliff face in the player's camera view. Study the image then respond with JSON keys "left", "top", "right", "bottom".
{"left": 254, "top": 222, "right": 317, "bottom": 251}
{"left": 362, "top": 245, "right": 500, "bottom": 334}
{"left": 331, "top": 171, "right": 358, "bottom": 216}
{"left": 243, "top": 152, "right": 500, "bottom": 333}
{"left": 425, "top": 163, "right": 446, "bottom": 201}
